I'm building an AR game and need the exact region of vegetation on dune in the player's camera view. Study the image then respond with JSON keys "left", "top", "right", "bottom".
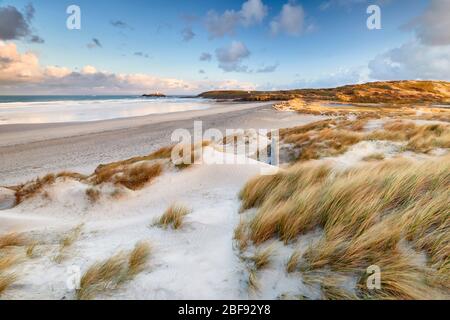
{"left": 280, "top": 118, "right": 450, "bottom": 163}
{"left": 9, "top": 145, "right": 173, "bottom": 205}
{"left": 0, "top": 273, "right": 17, "bottom": 296}
{"left": 76, "top": 241, "right": 151, "bottom": 300}
{"left": 238, "top": 156, "right": 450, "bottom": 299}
{"left": 250, "top": 246, "right": 274, "bottom": 270}
{"left": 199, "top": 80, "right": 450, "bottom": 104}
{"left": 0, "top": 232, "right": 34, "bottom": 296}
{"left": 54, "top": 224, "right": 84, "bottom": 263}
{"left": 0, "top": 233, "right": 25, "bottom": 250}
{"left": 8, "top": 141, "right": 213, "bottom": 206}
{"left": 154, "top": 204, "right": 191, "bottom": 230}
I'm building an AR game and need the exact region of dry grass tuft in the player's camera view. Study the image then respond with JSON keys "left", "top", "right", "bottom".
{"left": 94, "top": 146, "right": 172, "bottom": 177}
{"left": 251, "top": 246, "right": 274, "bottom": 270}
{"left": 155, "top": 204, "right": 191, "bottom": 230}
{"left": 362, "top": 153, "right": 385, "bottom": 162}
{"left": 239, "top": 155, "right": 450, "bottom": 299}
{"left": 248, "top": 268, "right": 260, "bottom": 294}
{"left": 0, "top": 273, "right": 17, "bottom": 296}
{"left": 94, "top": 162, "right": 162, "bottom": 191}
{"left": 76, "top": 252, "right": 127, "bottom": 300}
{"left": 86, "top": 188, "right": 101, "bottom": 203}
{"left": 56, "top": 172, "right": 88, "bottom": 181}
{"left": 128, "top": 242, "right": 151, "bottom": 276}
{"left": 14, "top": 174, "right": 56, "bottom": 204}
{"left": 234, "top": 219, "right": 249, "bottom": 252}
{"left": 0, "top": 233, "right": 25, "bottom": 250}
{"left": 26, "top": 243, "right": 37, "bottom": 258}
{"left": 286, "top": 251, "right": 301, "bottom": 273}
{"left": 54, "top": 224, "right": 84, "bottom": 263}
{"left": 77, "top": 242, "right": 152, "bottom": 300}
{"left": 114, "top": 163, "right": 162, "bottom": 190}
{"left": 0, "top": 254, "right": 21, "bottom": 271}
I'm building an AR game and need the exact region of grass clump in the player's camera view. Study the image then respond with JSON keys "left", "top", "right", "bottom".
{"left": 14, "top": 174, "right": 56, "bottom": 204}
{"left": 76, "top": 241, "right": 152, "bottom": 300}
{"left": 54, "top": 224, "right": 84, "bottom": 263}
{"left": 76, "top": 252, "right": 127, "bottom": 300}
{"left": 234, "top": 219, "right": 249, "bottom": 252}
{"left": 0, "top": 233, "right": 25, "bottom": 250}
{"left": 248, "top": 268, "right": 260, "bottom": 294}
{"left": 94, "top": 162, "right": 162, "bottom": 190}
{"left": 280, "top": 119, "right": 450, "bottom": 164}
{"left": 286, "top": 251, "right": 301, "bottom": 273}
{"left": 251, "top": 246, "right": 274, "bottom": 270}
{"left": 0, "top": 273, "right": 17, "bottom": 296}
{"left": 86, "top": 188, "right": 101, "bottom": 203}
{"left": 154, "top": 204, "right": 191, "bottom": 230}
{"left": 239, "top": 155, "right": 450, "bottom": 299}
{"left": 362, "top": 153, "right": 385, "bottom": 161}
{"left": 128, "top": 242, "right": 151, "bottom": 276}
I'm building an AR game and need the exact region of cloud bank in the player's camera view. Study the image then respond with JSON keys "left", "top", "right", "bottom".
{"left": 0, "top": 42, "right": 255, "bottom": 94}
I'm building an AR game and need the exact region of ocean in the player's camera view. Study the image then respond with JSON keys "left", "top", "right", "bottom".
{"left": 0, "top": 95, "right": 213, "bottom": 125}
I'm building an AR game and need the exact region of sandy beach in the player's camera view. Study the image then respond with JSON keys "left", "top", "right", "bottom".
{"left": 0, "top": 102, "right": 323, "bottom": 185}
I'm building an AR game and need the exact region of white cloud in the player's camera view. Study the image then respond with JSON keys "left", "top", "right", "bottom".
{"left": 270, "top": 3, "right": 306, "bottom": 36}
{"left": 215, "top": 41, "right": 251, "bottom": 72}
{"left": 406, "top": 0, "right": 450, "bottom": 46}
{"left": 205, "top": 0, "right": 268, "bottom": 38}
{"left": 368, "top": 41, "right": 450, "bottom": 81}
{"left": 81, "top": 65, "right": 98, "bottom": 75}
{"left": 241, "top": 0, "right": 268, "bottom": 26}
{"left": 0, "top": 41, "right": 42, "bottom": 84}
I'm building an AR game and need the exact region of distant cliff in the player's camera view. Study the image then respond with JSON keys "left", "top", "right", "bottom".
{"left": 198, "top": 81, "right": 450, "bottom": 104}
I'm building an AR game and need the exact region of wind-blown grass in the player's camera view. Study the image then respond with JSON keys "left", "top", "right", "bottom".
{"left": 54, "top": 224, "right": 84, "bottom": 263}
{"left": 154, "top": 204, "right": 191, "bottom": 230}
{"left": 0, "top": 233, "right": 25, "bottom": 250}
{"left": 76, "top": 241, "right": 152, "bottom": 300}
{"left": 239, "top": 155, "right": 450, "bottom": 299}
{"left": 0, "top": 273, "right": 17, "bottom": 296}
{"left": 280, "top": 119, "right": 450, "bottom": 163}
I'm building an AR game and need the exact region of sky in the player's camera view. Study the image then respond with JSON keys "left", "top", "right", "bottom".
{"left": 0, "top": 0, "right": 449, "bottom": 95}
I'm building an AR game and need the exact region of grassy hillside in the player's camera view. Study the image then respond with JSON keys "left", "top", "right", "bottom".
{"left": 199, "top": 80, "right": 450, "bottom": 104}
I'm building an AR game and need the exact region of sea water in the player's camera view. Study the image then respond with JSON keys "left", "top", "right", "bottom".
{"left": 0, "top": 96, "right": 213, "bottom": 125}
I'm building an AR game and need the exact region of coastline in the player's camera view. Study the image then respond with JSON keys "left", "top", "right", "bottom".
{"left": 0, "top": 102, "right": 325, "bottom": 185}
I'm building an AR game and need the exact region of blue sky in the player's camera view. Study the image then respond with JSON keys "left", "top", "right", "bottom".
{"left": 0, "top": 0, "right": 448, "bottom": 94}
